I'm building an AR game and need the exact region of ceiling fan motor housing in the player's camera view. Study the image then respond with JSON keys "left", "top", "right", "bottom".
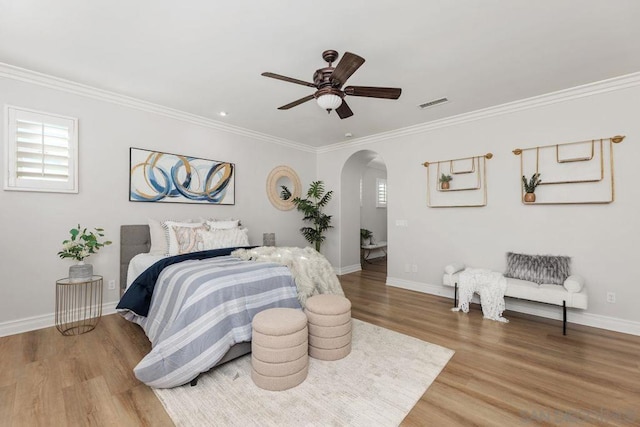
{"left": 313, "top": 67, "right": 337, "bottom": 88}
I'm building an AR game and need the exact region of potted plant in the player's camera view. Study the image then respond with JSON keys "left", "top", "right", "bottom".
{"left": 522, "top": 173, "right": 541, "bottom": 203}
{"left": 291, "top": 181, "right": 333, "bottom": 252}
{"left": 439, "top": 173, "right": 453, "bottom": 190}
{"left": 58, "top": 224, "right": 112, "bottom": 281}
{"left": 360, "top": 228, "right": 373, "bottom": 246}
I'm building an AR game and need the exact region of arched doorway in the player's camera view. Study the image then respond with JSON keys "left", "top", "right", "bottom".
{"left": 340, "top": 150, "right": 387, "bottom": 275}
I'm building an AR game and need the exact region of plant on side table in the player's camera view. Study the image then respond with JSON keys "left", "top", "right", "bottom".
{"left": 439, "top": 173, "right": 453, "bottom": 190}
{"left": 58, "top": 224, "right": 112, "bottom": 282}
{"left": 522, "top": 173, "right": 542, "bottom": 203}
{"left": 360, "top": 228, "right": 373, "bottom": 246}
{"left": 291, "top": 181, "right": 333, "bottom": 253}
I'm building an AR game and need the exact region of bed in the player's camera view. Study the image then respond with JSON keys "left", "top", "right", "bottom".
{"left": 118, "top": 224, "right": 344, "bottom": 389}
{"left": 118, "top": 224, "right": 302, "bottom": 388}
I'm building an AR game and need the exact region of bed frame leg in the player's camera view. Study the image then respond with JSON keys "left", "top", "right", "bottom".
{"left": 454, "top": 282, "right": 458, "bottom": 307}
{"left": 190, "top": 377, "right": 199, "bottom": 387}
{"left": 562, "top": 300, "right": 567, "bottom": 336}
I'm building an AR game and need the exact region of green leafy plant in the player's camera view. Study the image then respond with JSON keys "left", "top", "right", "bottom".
{"left": 58, "top": 224, "right": 112, "bottom": 262}
{"left": 360, "top": 228, "right": 373, "bottom": 244}
{"left": 280, "top": 185, "right": 292, "bottom": 200}
{"left": 291, "top": 181, "right": 333, "bottom": 252}
{"left": 439, "top": 173, "right": 453, "bottom": 183}
{"left": 522, "top": 173, "right": 542, "bottom": 193}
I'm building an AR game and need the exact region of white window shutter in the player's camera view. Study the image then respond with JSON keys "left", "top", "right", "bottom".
{"left": 376, "top": 178, "right": 387, "bottom": 208}
{"left": 5, "top": 106, "right": 78, "bottom": 193}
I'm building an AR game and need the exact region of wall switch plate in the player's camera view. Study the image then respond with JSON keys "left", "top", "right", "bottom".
{"left": 606, "top": 292, "right": 616, "bottom": 303}
{"left": 108, "top": 280, "right": 116, "bottom": 290}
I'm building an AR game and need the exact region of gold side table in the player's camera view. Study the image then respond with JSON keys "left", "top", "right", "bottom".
{"left": 55, "top": 275, "right": 103, "bottom": 336}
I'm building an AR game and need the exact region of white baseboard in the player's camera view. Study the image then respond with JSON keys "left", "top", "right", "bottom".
{"left": 336, "top": 264, "right": 362, "bottom": 275}
{"left": 0, "top": 301, "right": 119, "bottom": 337}
{"left": 386, "top": 276, "right": 640, "bottom": 336}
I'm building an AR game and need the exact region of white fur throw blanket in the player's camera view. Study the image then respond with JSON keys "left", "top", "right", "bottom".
{"left": 452, "top": 268, "right": 508, "bottom": 323}
{"left": 231, "top": 246, "right": 344, "bottom": 308}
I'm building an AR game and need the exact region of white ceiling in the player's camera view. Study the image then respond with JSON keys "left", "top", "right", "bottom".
{"left": 1, "top": 1, "right": 640, "bottom": 148}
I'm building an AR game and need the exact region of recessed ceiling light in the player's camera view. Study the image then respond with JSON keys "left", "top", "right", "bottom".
{"left": 345, "top": 132, "right": 353, "bottom": 138}
{"left": 219, "top": 111, "right": 228, "bottom": 117}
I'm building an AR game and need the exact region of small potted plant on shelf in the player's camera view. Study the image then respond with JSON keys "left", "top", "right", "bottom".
{"left": 360, "top": 228, "right": 373, "bottom": 246}
{"left": 58, "top": 224, "right": 112, "bottom": 282}
{"left": 522, "top": 173, "right": 541, "bottom": 203}
{"left": 439, "top": 173, "right": 453, "bottom": 190}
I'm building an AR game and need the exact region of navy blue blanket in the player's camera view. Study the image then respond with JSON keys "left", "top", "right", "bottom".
{"left": 117, "top": 246, "right": 254, "bottom": 317}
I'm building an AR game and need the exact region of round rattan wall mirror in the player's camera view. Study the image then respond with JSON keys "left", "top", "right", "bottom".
{"left": 266, "top": 165, "right": 302, "bottom": 211}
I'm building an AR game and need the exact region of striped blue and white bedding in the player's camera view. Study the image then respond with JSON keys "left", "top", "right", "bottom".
{"left": 119, "top": 254, "right": 301, "bottom": 388}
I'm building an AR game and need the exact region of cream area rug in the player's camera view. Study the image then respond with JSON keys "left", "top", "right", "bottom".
{"left": 153, "top": 319, "right": 454, "bottom": 427}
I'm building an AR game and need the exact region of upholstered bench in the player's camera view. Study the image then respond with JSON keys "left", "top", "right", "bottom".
{"left": 443, "top": 252, "right": 588, "bottom": 335}
{"left": 251, "top": 308, "right": 309, "bottom": 391}
{"left": 304, "top": 294, "right": 352, "bottom": 361}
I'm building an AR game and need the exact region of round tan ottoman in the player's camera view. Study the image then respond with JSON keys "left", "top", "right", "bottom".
{"left": 251, "top": 308, "right": 309, "bottom": 391}
{"left": 304, "top": 294, "right": 352, "bottom": 361}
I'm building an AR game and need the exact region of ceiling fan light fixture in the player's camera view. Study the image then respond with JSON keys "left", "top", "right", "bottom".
{"left": 316, "top": 93, "right": 342, "bottom": 112}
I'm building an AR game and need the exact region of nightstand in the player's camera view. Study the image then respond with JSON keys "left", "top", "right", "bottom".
{"left": 55, "top": 275, "right": 103, "bottom": 335}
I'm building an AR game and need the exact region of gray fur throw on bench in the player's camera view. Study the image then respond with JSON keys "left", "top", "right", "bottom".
{"left": 504, "top": 252, "right": 571, "bottom": 285}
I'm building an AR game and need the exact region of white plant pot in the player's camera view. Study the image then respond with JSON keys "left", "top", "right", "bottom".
{"left": 69, "top": 261, "right": 93, "bottom": 282}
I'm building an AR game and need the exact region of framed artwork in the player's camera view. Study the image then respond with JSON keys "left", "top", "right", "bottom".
{"left": 129, "top": 147, "right": 235, "bottom": 205}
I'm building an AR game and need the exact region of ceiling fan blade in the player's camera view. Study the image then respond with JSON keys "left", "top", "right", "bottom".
{"left": 277, "top": 94, "right": 315, "bottom": 110}
{"left": 336, "top": 100, "right": 354, "bottom": 119}
{"left": 330, "top": 52, "right": 365, "bottom": 88}
{"left": 261, "top": 72, "right": 316, "bottom": 88}
{"left": 344, "top": 86, "right": 402, "bottom": 99}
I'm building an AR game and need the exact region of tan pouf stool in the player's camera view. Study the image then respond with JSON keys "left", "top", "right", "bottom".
{"left": 304, "top": 294, "right": 352, "bottom": 361}
{"left": 251, "top": 308, "right": 309, "bottom": 391}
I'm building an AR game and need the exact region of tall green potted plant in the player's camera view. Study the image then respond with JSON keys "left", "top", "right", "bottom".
{"left": 291, "top": 181, "right": 333, "bottom": 252}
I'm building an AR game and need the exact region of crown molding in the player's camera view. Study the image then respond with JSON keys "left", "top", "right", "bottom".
{"left": 0, "top": 62, "right": 315, "bottom": 153}
{"left": 3, "top": 62, "right": 639, "bottom": 156}
{"left": 317, "top": 71, "right": 640, "bottom": 154}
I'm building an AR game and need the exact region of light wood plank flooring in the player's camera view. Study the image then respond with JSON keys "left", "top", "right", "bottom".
{"left": 2, "top": 269, "right": 639, "bottom": 426}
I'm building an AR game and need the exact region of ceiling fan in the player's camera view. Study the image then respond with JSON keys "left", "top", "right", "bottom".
{"left": 261, "top": 50, "right": 402, "bottom": 119}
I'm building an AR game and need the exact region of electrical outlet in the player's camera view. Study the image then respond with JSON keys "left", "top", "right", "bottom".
{"left": 411, "top": 264, "right": 418, "bottom": 273}
{"left": 108, "top": 280, "right": 116, "bottom": 290}
{"left": 606, "top": 292, "right": 616, "bottom": 303}
{"left": 404, "top": 263, "right": 411, "bottom": 273}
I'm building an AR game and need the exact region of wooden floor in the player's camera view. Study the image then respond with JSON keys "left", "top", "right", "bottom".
{"left": 2, "top": 267, "right": 639, "bottom": 426}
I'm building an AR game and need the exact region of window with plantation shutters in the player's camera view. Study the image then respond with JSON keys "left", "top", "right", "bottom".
{"left": 4, "top": 106, "right": 78, "bottom": 193}
{"left": 376, "top": 178, "right": 387, "bottom": 208}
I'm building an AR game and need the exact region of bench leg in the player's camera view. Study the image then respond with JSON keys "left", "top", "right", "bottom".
{"left": 454, "top": 282, "right": 458, "bottom": 308}
{"left": 562, "top": 300, "right": 567, "bottom": 336}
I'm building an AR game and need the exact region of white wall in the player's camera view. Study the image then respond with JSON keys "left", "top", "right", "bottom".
{"left": 0, "top": 75, "right": 315, "bottom": 332}
{"left": 318, "top": 78, "right": 640, "bottom": 332}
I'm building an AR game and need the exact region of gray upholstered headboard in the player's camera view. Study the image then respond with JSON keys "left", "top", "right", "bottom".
{"left": 120, "top": 225, "right": 151, "bottom": 293}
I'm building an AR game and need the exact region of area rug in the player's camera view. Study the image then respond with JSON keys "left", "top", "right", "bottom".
{"left": 153, "top": 319, "right": 454, "bottom": 426}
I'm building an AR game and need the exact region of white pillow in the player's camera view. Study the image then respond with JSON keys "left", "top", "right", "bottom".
{"left": 206, "top": 219, "right": 240, "bottom": 230}
{"left": 199, "top": 228, "right": 249, "bottom": 250}
{"left": 148, "top": 218, "right": 169, "bottom": 255}
{"left": 445, "top": 263, "right": 465, "bottom": 275}
{"left": 162, "top": 220, "right": 205, "bottom": 255}
{"left": 563, "top": 275, "right": 585, "bottom": 293}
{"left": 173, "top": 224, "right": 209, "bottom": 255}
{"left": 148, "top": 218, "right": 200, "bottom": 255}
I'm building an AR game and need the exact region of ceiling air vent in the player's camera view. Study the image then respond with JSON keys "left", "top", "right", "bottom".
{"left": 419, "top": 97, "right": 449, "bottom": 109}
